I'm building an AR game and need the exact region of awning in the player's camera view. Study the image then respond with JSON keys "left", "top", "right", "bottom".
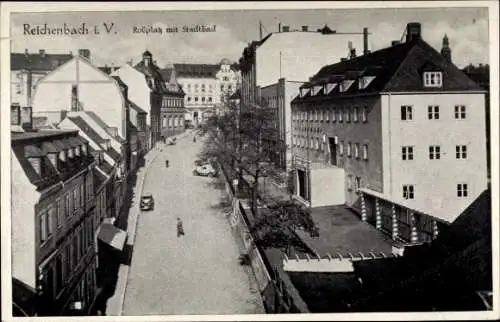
{"left": 97, "top": 222, "right": 127, "bottom": 251}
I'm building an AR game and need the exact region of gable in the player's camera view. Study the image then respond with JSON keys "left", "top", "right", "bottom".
{"left": 384, "top": 40, "right": 482, "bottom": 92}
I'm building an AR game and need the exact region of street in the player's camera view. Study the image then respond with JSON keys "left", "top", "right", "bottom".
{"left": 122, "top": 133, "right": 264, "bottom": 315}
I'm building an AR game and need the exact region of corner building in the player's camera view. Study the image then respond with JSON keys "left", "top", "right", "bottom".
{"left": 291, "top": 23, "right": 488, "bottom": 223}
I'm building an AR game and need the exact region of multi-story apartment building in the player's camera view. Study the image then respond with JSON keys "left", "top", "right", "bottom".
{"left": 132, "top": 51, "right": 186, "bottom": 144}
{"left": 30, "top": 53, "right": 131, "bottom": 175}
{"left": 239, "top": 25, "right": 368, "bottom": 112}
{"left": 260, "top": 78, "right": 304, "bottom": 171}
{"left": 11, "top": 49, "right": 74, "bottom": 107}
{"left": 164, "top": 59, "right": 240, "bottom": 126}
{"left": 291, "top": 22, "right": 488, "bottom": 223}
{"left": 239, "top": 25, "right": 368, "bottom": 175}
{"left": 11, "top": 105, "right": 99, "bottom": 316}
{"left": 58, "top": 111, "right": 126, "bottom": 224}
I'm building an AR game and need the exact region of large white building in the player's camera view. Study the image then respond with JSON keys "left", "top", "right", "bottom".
{"left": 11, "top": 49, "right": 74, "bottom": 107}
{"left": 32, "top": 55, "right": 128, "bottom": 141}
{"left": 291, "top": 23, "right": 488, "bottom": 225}
{"left": 161, "top": 59, "right": 241, "bottom": 126}
{"left": 239, "top": 25, "right": 368, "bottom": 111}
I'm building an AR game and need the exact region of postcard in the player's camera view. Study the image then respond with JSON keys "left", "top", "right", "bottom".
{"left": 1, "top": 2, "right": 498, "bottom": 321}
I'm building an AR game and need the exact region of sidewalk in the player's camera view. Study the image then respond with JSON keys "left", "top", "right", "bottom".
{"left": 105, "top": 131, "right": 191, "bottom": 316}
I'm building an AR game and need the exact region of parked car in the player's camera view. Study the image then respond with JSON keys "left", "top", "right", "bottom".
{"left": 193, "top": 164, "right": 218, "bottom": 177}
{"left": 140, "top": 194, "right": 155, "bottom": 211}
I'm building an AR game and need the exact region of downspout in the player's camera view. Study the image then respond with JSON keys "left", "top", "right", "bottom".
{"left": 388, "top": 93, "right": 393, "bottom": 196}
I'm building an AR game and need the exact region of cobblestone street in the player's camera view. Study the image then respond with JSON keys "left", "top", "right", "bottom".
{"left": 122, "top": 134, "right": 264, "bottom": 315}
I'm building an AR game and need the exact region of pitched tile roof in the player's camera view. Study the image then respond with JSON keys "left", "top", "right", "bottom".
{"left": 128, "top": 100, "right": 147, "bottom": 114}
{"left": 68, "top": 116, "right": 106, "bottom": 144}
{"left": 11, "top": 130, "right": 77, "bottom": 142}
{"left": 293, "top": 39, "right": 483, "bottom": 104}
{"left": 11, "top": 52, "right": 73, "bottom": 71}
{"left": 106, "top": 147, "right": 121, "bottom": 163}
{"left": 172, "top": 63, "right": 220, "bottom": 78}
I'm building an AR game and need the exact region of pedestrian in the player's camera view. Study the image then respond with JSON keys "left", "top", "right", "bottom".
{"left": 177, "top": 217, "right": 185, "bottom": 237}
{"left": 165, "top": 160, "right": 169, "bottom": 168}
{"left": 193, "top": 136, "right": 196, "bottom": 143}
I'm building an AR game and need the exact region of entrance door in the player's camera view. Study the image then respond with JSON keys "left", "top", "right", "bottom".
{"left": 297, "top": 169, "right": 306, "bottom": 199}
{"left": 329, "top": 138, "right": 337, "bottom": 166}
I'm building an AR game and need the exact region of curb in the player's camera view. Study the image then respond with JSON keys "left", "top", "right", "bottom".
{"left": 114, "top": 132, "right": 189, "bottom": 316}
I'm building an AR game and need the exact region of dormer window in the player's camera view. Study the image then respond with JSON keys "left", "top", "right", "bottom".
{"left": 312, "top": 85, "right": 322, "bottom": 96}
{"left": 28, "top": 157, "right": 42, "bottom": 176}
{"left": 59, "top": 150, "right": 67, "bottom": 162}
{"left": 423, "top": 72, "right": 442, "bottom": 87}
{"left": 68, "top": 148, "right": 74, "bottom": 159}
{"left": 300, "top": 88, "right": 310, "bottom": 98}
{"left": 358, "top": 76, "right": 376, "bottom": 90}
{"left": 75, "top": 146, "right": 81, "bottom": 156}
{"left": 82, "top": 144, "right": 87, "bottom": 155}
{"left": 326, "top": 83, "right": 337, "bottom": 94}
{"left": 47, "top": 153, "right": 57, "bottom": 168}
{"left": 340, "top": 80, "right": 354, "bottom": 93}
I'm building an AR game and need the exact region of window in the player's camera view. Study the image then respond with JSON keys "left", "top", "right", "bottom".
{"left": 73, "top": 189, "right": 78, "bottom": 211}
{"left": 428, "top": 105, "right": 439, "bottom": 119}
{"left": 187, "top": 97, "right": 191, "bottom": 102}
{"left": 353, "top": 107, "right": 359, "bottom": 122}
{"left": 362, "top": 106, "right": 368, "bottom": 122}
{"left": 47, "top": 207, "right": 54, "bottom": 238}
{"left": 220, "top": 85, "right": 224, "bottom": 91}
{"left": 326, "top": 110, "right": 329, "bottom": 122}
{"left": 65, "top": 245, "right": 71, "bottom": 280}
{"left": 331, "top": 108, "right": 336, "bottom": 122}
{"left": 401, "top": 105, "right": 413, "bottom": 120}
{"left": 455, "top": 105, "right": 466, "bottom": 119}
{"left": 347, "top": 142, "right": 352, "bottom": 157}
{"left": 201, "top": 84, "right": 206, "bottom": 92}
{"left": 208, "top": 97, "right": 212, "bottom": 102}
{"left": 355, "top": 177, "right": 361, "bottom": 192}
{"left": 345, "top": 108, "right": 351, "bottom": 122}
{"left": 402, "top": 146, "right": 414, "bottom": 160}
{"left": 457, "top": 183, "right": 468, "bottom": 197}
{"left": 338, "top": 108, "right": 343, "bottom": 122}
{"left": 423, "top": 71, "right": 443, "bottom": 87}
{"left": 40, "top": 212, "right": 48, "bottom": 243}
{"left": 55, "top": 255, "right": 63, "bottom": 295}
{"left": 56, "top": 199, "right": 62, "bottom": 228}
{"left": 403, "top": 185, "right": 415, "bottom": 199}
{"left": 456, "top": 145, "right": 467, "bottom": 159}
{"left": 202, "top": 97, "right": 206, "bottom": 103}
{"left": 194, "top": 97, "right": 198, "bottom": 102}
{"left": 429, "top": 145, "right": 441, "bottom": 160}
{"left": 339, "top": 141, "right": 344, "bottom": 155}
{"left": 354, "top": 143, "right": 360, "bottom": 159}
{"left": 65, "top": 194, "right": 71, "bottom": 217}
{"left": 362, "top": 144, "right": 368, "bottom": 160}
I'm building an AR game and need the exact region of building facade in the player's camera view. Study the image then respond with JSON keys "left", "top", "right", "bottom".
{"left": 133, "top": 51, "right": 186, "bottom": 145}
{"left": 260, "top": 78, "right": 304, "bottom": 171}
{"left": 239, "top": 26, "right": 369, "bottom": 113}
{"left": 11, "top": 105, "right": 99, "bottom": 316}
{"left": 291, "top": 23, "right": 488, "bottom": 223}
{"left": 11, "top": 49, "right": 74, "bottom": 107}
{"left": 162, "top": 59, "right": 240, "bottom": 127}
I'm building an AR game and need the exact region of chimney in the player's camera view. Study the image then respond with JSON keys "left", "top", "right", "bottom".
{"left": 302, "top": 25, "right": 308, "bottom": 32}
{"left": 11, "top": 104, "right": 21, "bottom": 126}
{"left": 20, "top": 106, "right": 33, "bottom": 130}
{"left": 39, "top": 49, "right": 45, "bottom": 57}
{"left": 282, "top": 25, "right": 290, "bottom": 32}
{"left": 350, "top": 48, "right": 356, "bottom": 59}
{"left": 391, "top": 40, "right": 401, "bottom": 46}
{"left": 405, "top": 22, "right": 422, "bottom": 43}
{"left": 78, "top": 49, "right": 91, "bottom": 60}
{"left": 363, "top": 28, "right": 369, "bottom": 55}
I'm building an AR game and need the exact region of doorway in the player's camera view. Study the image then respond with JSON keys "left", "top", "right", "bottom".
{"left": 328, "top": 138, "right": 337, "bottom": 166}
{"left": 297, "top": 169, "right": 307, "bottom": 199}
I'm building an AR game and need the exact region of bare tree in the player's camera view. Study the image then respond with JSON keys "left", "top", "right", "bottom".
{"left": 199, "top": 100, "right": 319, "bottom": 252}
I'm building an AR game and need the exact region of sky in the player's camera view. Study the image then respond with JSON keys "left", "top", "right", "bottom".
{"left": 10, "top": 7, "right": 489, "bottom": 69}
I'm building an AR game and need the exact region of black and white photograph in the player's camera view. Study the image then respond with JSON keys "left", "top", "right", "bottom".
{"left": 1, "top": 2, "right": 498, "bottom": 320}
